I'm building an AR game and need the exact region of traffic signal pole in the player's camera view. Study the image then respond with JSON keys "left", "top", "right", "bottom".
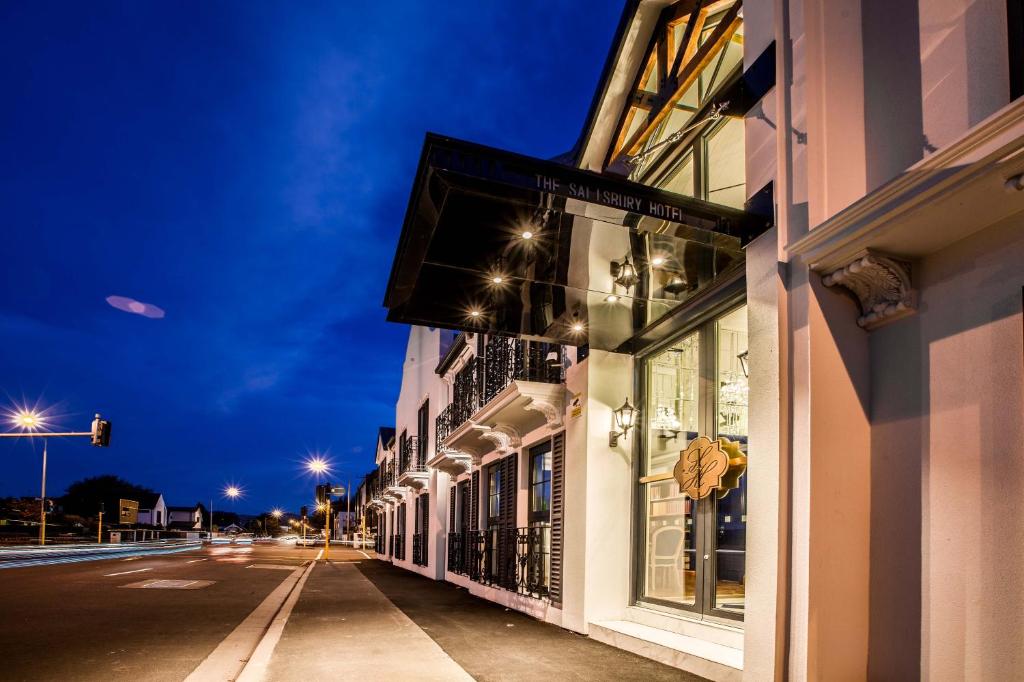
{"left": 1, "top": 414, "right": 113, "bottom": 545}
{"left": 324, "top": 499, "right": 331, "bottom": 562}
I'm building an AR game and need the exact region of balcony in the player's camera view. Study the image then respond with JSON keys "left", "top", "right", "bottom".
{"left": 434, "top": 337, "right": 565, "bottom": 463}
{"left": 397, "top": 436, "right": 429, "bottom": 490}
{"left": 447, "top": 525, "right": 550, "bottom": 599}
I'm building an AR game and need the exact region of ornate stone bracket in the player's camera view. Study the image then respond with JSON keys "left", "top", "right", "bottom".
{"left": 518, "top": 383, "right": 565, "bottom": 428}
{"left": 472, "top": 424, "right": 521, "bottom": 455}
{"left": 822, "top": 250, "right": 917, "bottom": 329}
{"left": 426, "top": 447, "right": 474, "bottom": 477}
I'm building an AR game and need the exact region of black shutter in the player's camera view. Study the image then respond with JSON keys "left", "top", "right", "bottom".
{"left": 470, "top": 470, "right": 479, "bottom": 531}
{"left": 549, "top": 431, "right": 565, "bottom": 606}
{"left": 422, "top": 493, "right": 429, "bottom": 566}
{"left": 449, "top": 485, "right": 456, "bottom": 531}
{"left": 498, "top": 452, "right": 518, "bottom": 589}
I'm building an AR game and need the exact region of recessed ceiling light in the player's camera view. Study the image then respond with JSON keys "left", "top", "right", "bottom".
{"left": 521, "top": 230, "right": 533, "bottom": 240}
{"left": 605, "top": 294, "right": 619, "bottom": 303}
{"left": 651, "top": 256, "right": 665, "bottom": 266}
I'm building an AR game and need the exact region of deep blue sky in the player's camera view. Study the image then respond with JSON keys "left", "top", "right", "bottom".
{"left": 0, "top": 2, "right": 621, "bottom": 513}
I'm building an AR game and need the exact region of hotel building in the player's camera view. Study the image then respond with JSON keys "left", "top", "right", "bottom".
{"left": 363, "top": 1, "right": 1024, "bottom": 679}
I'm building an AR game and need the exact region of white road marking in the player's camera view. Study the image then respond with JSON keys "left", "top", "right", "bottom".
{"left": 315, "top": 549, "right": 323, "bottom": 561}
{"left": 184, "top": 565, "right": 307, "bottom": 682}
{"left": 186, "top": 558, "right": 208, "bottom": 563}
{"left": 121, "top": 556, "right": 141, "bottom": 562}
{"left": 105, "top": 567, "right": 152, "bottom": 577}
{"left": 358, "top": 550, "right": 371, "bottom": 559}
{"left": 236, "top": 560, "right": 317, "bottom": 682}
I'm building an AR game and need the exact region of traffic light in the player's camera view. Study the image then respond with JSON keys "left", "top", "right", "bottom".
{"left": 315, "top": 484, "right": 332, "bottom": 506}
{"left": 91, "top": 414, "right": 112, "bottom": 447}
{"left": 300, "top": 506, "right": 308, "bottom": 519}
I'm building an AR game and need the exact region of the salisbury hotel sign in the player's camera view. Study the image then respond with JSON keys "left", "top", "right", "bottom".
{"left": 422, "top": 133, "right": 760, "bottom": 241}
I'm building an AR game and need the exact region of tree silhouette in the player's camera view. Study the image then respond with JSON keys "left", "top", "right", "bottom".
{"left": 61, "top": 475, "right": 157, "bottom": 519}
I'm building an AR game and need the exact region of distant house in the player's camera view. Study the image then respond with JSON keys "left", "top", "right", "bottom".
{"left": 136, "top": 493, "right": 167, "bottom": 528}
{"left": 221, "top": 523, "right": 245, "bottom": 534}
{"left": 167, "top": 504, "right": 203, "bottom": 530}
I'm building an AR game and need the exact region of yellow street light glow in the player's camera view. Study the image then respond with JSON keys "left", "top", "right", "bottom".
{"left": 491, "top": 275, "right": 503, "bottom": 284}
{"left": 605, "top": 294, "right": 620, "bottom": 303}
{"left": 521, "top": 230, "right": 533, "bottom": 240}
{"left": 11, "top": 410, "right": 43, "bottom": 430}
{"left": 651, "top": 256, "right": 665, "bottom": 266}
{"left": 271, "top": 509, "right": 283, "bottom": 519}
{"left": 469, "top": 310, "right": 481, "bottom": 318}
{"left": 571, "top": 322, "right": 584, "bottom": 333}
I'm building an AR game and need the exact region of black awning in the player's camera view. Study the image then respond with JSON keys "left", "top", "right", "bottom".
{"left": 383, "top": 134, "right": 771, "bottom": 352}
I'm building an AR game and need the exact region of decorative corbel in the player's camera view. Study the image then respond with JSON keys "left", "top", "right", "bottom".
{"left": 822, "top": 250, "right": 916, "bottom": 329}
{"left": 473, "top": 424, "right": 522, "bottom": 455}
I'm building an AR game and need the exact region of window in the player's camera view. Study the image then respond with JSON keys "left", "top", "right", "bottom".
{"left": 638, "top": 304, "right": 749, "bottom": 622}
{"left": 487, "top": 463, "right": 502, "bottom": 526}
{"left": 529, "top": 442, "right": 553, "bottom": 525}
{"left": 608, "top": 0, "right": 744, "bottom": 182}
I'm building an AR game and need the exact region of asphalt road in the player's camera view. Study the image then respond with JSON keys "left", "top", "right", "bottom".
{"left": 0, "top": 542, "right": 321, "bottom": 682}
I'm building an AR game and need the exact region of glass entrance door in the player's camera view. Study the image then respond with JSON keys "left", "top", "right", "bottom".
{"left": 637, "top": 304, "right": 748, "bottom": 622}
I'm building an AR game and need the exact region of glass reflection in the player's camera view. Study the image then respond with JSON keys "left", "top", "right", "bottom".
{"left": 714, "top": 306, "right": 748, "bottom": 613}
{"left": 643, "top": 332, "right": 699, "bottom": 606}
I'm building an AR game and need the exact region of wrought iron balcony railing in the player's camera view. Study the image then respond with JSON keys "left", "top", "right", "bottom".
{"left": 447, "top": 525, "right": 550, "bottom": 599}
{"left": 435, "top": 338, "right": 563, "bottom": 444}
{"left": 399, "top": 436, "right": 425, "bottom": 474}
{"left": 412, "top": 532, "right": 427, "bottom": 566}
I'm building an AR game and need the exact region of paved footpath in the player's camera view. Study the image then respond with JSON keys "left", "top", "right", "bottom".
{"left": 251, "top": 552, "right": 705, "bottom": 682}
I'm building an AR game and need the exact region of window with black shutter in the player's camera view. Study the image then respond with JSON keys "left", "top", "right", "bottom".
{"left": 549, "top": 432, "right": 565, "bottom": 606}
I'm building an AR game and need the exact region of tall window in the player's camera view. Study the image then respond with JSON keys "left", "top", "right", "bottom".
{"left": 529, "top": 442, "right": 552, "bottom": 525}
{"left": 487, "top": 463, "right": 502, "bottom": 579}
{"left": 638, "top": 304, "right": 748, "bottom": 622}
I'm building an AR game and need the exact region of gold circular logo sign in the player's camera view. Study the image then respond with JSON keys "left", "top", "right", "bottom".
{"left": 673, "top": 436, "right": 729, "bottom": 499}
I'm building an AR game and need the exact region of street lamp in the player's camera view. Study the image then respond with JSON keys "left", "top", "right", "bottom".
{"left": 210, "top": 485, "right": 242, "bottom": 537}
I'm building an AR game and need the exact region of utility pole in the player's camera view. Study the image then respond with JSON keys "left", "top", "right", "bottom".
{"left": 39, "top": 439, "right": 47, "bottom": 546}
{"left": 346, "top": 479, "right": 351, "bottom": 540}
{"left": 324, "top": 498, "right": 331, "bottom": 561}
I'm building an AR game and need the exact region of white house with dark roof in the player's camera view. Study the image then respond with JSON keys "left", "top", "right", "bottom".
{"left": 135, "top": 493, "right": 167, "bottom": 528}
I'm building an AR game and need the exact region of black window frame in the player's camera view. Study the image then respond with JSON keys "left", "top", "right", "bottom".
{"left": 528, "top": 440, "right": 553, "bottom": 526}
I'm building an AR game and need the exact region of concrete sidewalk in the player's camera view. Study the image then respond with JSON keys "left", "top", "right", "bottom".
{"left": 251, "top": 554, "right": 704, "bottom": 681}
{"left": 254, "top": 559, "right": 472, "bottom": 682}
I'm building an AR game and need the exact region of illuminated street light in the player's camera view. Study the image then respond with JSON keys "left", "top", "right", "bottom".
{"left": 224, "top": 486, "right": 241, "bottom": 499}
{"left": 11, "top": 410, "right": 43, "bottom": 431}
{"left": 271, "top": 509, "right": 283, "bottom": 519}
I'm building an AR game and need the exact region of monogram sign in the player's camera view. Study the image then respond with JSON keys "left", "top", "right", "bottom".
{"left": 673, "top": 436, "right": 729, "bottom": 499}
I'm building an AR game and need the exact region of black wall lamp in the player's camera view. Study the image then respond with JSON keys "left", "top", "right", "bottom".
{"left": 610, "top": 258, "right": 639, "bottom": 289}
{"left": 609, "top": 398, "right": 638, "bottom": 447}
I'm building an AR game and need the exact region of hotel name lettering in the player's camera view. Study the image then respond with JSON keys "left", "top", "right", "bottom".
{"left": 535, "top": 174, "right": 690, "bottom": 222}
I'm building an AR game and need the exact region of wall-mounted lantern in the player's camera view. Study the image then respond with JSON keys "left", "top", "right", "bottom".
{"left": 610, "top": 258, "right": 639, "bottom": 289}
{"left": 609, "top": 398, "right": 638, "bottom": 447}
{"left": 737, "top": 350, "right": 749, "bottom": 378}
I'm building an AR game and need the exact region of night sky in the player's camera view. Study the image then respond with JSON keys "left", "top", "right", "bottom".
{"left": 0, "top": 2, "right": 622, "bottom": 513}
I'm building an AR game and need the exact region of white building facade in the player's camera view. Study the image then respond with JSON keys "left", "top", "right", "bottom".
{"left": 368, "top": 1, "right": 1024, "bottom": 680}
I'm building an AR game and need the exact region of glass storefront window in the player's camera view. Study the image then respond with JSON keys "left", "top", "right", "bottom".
{"left": 714, "top": 306, "right": 748, "bottom": 614}
{"left": 638, "top": 304, "right": 749, "bottom": 622}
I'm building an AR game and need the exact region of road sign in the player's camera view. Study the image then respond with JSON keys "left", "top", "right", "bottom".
{"left": 119, "top": 498, "right": 138, "bottom": 524}
{"left": 331, "top": 486, "right": 345, "bottom": 496}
